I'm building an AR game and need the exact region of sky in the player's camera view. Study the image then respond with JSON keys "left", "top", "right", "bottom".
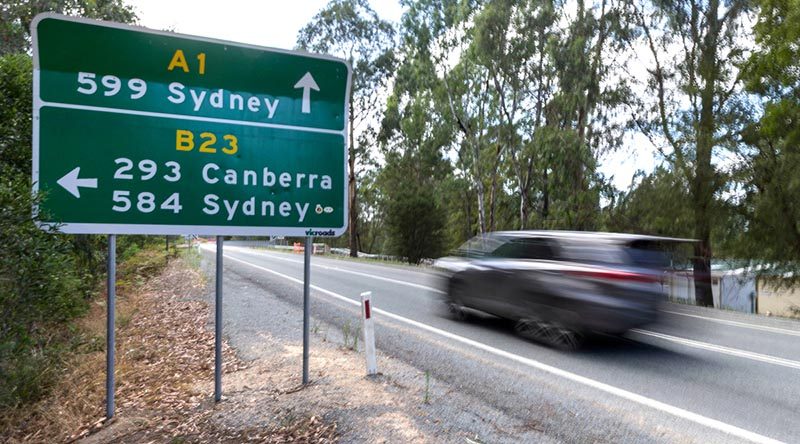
{"left": 127, "top": 0, "right": 654, "bottom": 192}
{"left": 128, "top": 0, "right": 404, "bottom": 50}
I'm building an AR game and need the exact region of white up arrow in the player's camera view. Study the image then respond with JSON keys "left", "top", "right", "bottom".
{"left": 57, "top": 167, "right": 98, "bottom": 198}
{"left": 293, "top": 72, "right": 319, "bottom": 114}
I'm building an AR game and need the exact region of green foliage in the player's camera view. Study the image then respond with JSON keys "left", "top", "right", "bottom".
{"left": 0, "top": 1, "right": 137, "bottom": 408}
{"left": 603, "top": 167, "right": 694, "bottom": 238}
{"left": 378, "top": 43, "right": 452, "bottom": 261}
{"left": 734, "top": 0, "right": 800, "bottom": 275}
{"left": 1, "top": 0, "right": 137, "bottom": 55}
{"left": 387, "top": 0, "right": 634, "bottom": 237}
{"left": 0, "top": 54, "right": 32, "bottom": 175}
{"left": 0, "top": 169, "right": 87, "bottom": 408}
{"left": 384, "top": 184, "right": 447, "bottom": 264}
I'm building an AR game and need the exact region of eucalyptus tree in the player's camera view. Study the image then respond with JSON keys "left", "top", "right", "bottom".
{"left": 297, "top": 0, "right": 395, "bottom": 256}
{"left": 472, "top": 0, "right": 559, "bottom": 229}
{"left": 378, "top": 92, "right": 451, "bottom": 262}
{"left": 632, "top": 0, "right": 751, "bottom": 306}
{"left": 736, "top": 0, "right": 800, "bottom": 277}
{"left": 378, "top": 1, "right": 457, "bottom": 259}
{"left": 397, "top": 0, "right": 501, "bottom": 234}
{"left": 538, "top": 0, "right": 636, "bottom": 230}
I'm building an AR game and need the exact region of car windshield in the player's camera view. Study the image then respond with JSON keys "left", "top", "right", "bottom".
{"left": 454, "top": 235, "right": 505, "bottom": 258}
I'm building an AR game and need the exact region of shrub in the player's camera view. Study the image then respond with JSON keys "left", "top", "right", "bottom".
{"left": 0, "top": 169, "right": 88, "bottom": 408}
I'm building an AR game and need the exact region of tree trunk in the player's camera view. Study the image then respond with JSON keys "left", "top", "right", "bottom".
{"left": 488, "top": 144, "right": 502, "bottom": 232}
{"left": 692, "top": 0, "right": 719, "bottom": 307}
{"left": 441, "top": 71, "right": 487, "bottom": 234}
{"left": 519, "top": 187, "right": 529, "bottom": 230}
{"left": 473, "top": 140, "right": 487, "bottom": 234}
{"left": 542, "top": 167, "right": 549, "bottom": 222}
{"left": 465, "top": 189, "right": 473, "bottom": 240}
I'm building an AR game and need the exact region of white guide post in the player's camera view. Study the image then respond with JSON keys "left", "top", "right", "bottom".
{"left": 360, "top": 291, "right": 377, "bottom": 375}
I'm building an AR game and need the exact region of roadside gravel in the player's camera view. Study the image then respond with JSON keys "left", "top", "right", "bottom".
{"left": 200, "top": 253, "right": 556, "bottom": 443}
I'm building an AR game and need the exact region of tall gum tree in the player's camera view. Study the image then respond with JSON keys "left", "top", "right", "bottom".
{"left": 544, "top": 0, "right": 634, "bottom": 230}
{"left": 399, "top": 0, "right": 496, "bottom": 234}
{"left": 297, "top": 0, "right": 395, "bottom": 256}
{"left": 633, "top": 0, "right": 751, "bottom": 306}
{"left": 472, "top": 0, "right": 558, "bottom": 230}
{"left": 737, "top": 0, "right": 800, "bottom": 277}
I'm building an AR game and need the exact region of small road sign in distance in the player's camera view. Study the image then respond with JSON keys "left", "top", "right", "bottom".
{"left": 32, "top": 14, "right": 351, "bottom": 236}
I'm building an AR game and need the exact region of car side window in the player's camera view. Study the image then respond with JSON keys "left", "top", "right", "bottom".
{"left": 491, "top": 238, "right": 554, "bottom": 260}
{"left": 517, "top": 238, "right": 555, "bottom": 260}
{"left": 491, "top": 241, "right": 524, "bottom": 258}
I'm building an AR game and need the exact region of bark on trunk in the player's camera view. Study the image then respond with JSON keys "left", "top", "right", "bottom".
{"left": 488, "top": 144, "right": 502, "bottom": 232}
{"left": 692, "top": 0, "right": 719, "bottom": 307}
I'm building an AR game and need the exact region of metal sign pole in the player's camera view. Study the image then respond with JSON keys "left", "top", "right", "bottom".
{"left": 302, "top": 236, "right": 312, "bottom": 385}
{"left": 215, "top": 236, "right": 223, "bottom": 402}
{"left": 106, "top": 234, "right": 116, "bottom": 419}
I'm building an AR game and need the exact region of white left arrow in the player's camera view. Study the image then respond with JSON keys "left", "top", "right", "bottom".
{"left": 57, "top": 167, "right": 98, "bottom": 198}
{"left": 294, "top": 72, "right": 320, "bottom": 114}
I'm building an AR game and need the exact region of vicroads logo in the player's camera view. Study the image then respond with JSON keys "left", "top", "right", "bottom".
{"left": 305, "top": 229, "right": 335, "bottom": 236}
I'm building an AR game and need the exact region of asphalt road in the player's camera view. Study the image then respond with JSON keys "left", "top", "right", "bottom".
{"left": 202, "top": 244, "right": 800, "bottom": 444}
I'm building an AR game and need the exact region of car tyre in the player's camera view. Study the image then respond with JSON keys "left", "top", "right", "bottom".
{"left": 446, "top": 282, "right": 471, "bottom": 321}
{"left": 515, "top": 318, "right": 583, "bottom": 351}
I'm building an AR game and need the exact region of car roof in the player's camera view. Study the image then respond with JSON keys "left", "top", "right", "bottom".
{"left": 489, "top": 230, "right": 697, "bottom": 244}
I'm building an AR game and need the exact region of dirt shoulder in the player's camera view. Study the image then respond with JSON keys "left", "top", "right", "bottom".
{"left": 79, "top": 251, "right": 346, "bottom": 443}
{"left": 4, "top": 245, "right": 535, "bottom": 443}
{"left": 1, "top": 249, "right": 336, "bottom": 443}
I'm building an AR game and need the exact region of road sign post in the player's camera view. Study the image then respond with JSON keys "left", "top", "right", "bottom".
{"left": 303, "top": 237, "right": 312, "bottom": 385}
{"left": 215, "top": 236, "right": 223, "bottom": 402}
{"left": 32, "top": 14, "right": 350, "bottom": 407}
{"left": 106, "top": 235, "right": 116, "bottom": 419}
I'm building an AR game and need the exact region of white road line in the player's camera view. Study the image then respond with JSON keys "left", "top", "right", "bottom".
{"left": 221, "top": 252, "right": 783, "bottom": 444}
{"left": 227, "top": 245, "right": 439, "bottom": 278}
{"left": 660, "top": 310, "right": 800, "bottom": 337}
{"left": 630, "top": 329, "right": 800, "bottom": 370}
{"left": 227, "top": 246, "right": 447, "bottom": 294}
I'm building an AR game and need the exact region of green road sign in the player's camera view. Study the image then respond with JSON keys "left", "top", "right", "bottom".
{"left": 32, "top": 14, "right": 351, "bottom": 236}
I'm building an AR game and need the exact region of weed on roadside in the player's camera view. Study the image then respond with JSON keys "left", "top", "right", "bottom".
{"left": 179, "top": 245, "right": 202, "bottom": 269}
{"left": 423, "top": 370, "right": 431, "bottom": 404}
{"left": 341, "top": 320, "right": 361, "bottom": 351}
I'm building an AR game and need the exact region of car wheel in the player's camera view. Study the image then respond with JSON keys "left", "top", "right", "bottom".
{"left": 515, "top": 318, "right": 583, "bottom": 351}
{"left": 446, "top": 282, "right": 471, "bottom": 321}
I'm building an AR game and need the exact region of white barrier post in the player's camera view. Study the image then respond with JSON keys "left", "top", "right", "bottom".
{"left": 360, "top": 292, "right": 378, "bottom": 375}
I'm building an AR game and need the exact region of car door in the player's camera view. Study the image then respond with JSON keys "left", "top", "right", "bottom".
{"left": 452, "top": 234, "right": 504, "bottom": 312}
{"left": 473, "top": 239, "right": 522, "bottom": 316}
{"left": 499, "top": 237, "right": 558, "bottom": 320}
